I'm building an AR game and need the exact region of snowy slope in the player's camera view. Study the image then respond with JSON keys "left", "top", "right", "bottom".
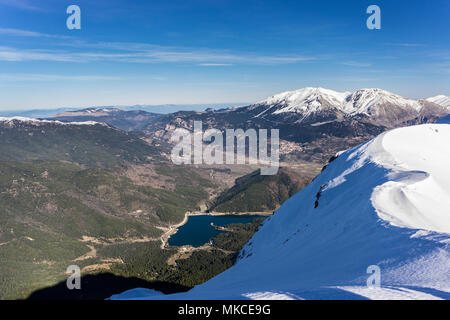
{"left": 427, "top": 95, "right": 450, "bottom": 109}
{"left": 112, "top": 124, "right": 450, "bottom": 300}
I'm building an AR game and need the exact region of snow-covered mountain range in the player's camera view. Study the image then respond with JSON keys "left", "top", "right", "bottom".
{"left": 112, "top": 123, "right": 450, "bottom": 300}
{"left": 250, "top": 87, "right": 449, "bottom": 127}
{"left": 257, "top": 87, "right": 426, "bottom": 115}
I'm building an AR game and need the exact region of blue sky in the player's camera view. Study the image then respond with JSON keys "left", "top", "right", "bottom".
{"left": 0, "top": 0, "right": 449, "bottom": 110}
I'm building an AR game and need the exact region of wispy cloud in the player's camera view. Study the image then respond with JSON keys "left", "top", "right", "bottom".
{"left": 0, "top": 27, "right": 318, "bottom": 65}
{"left": 0, "top": 46, "right": 79, "bottom": 62}
{"left": 340, "top": 61, "right": 372, "bottom": 67}
{"left": 0, "top": 43, "right": 316, "bottom": 65}
{"left": 384, "top": 42, "right": 423, "bottom": 47}
{"left": 198, "top": 63, "right": 233, "bottom": 66}
{"left": 0, "top": 28, "right": 70, "bottom": 39}
{"left": 0, "top": 0, "right": 41, "bottom": 11}
{"left": 0, "top": 73, "right": 122, "bottom": 81}
{"left": 70, "top": 40, "right": 316, "bottom": 65}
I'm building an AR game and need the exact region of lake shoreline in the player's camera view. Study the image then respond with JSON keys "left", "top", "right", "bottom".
{"left": 160, "top": 211, "right": 273, "bottom": 249}
{"left": 208, "top": 211, "right": 273, "bottom": 216}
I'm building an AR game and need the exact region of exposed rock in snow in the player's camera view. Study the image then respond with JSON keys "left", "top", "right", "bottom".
{"left": 111, "top": 124, "right": 450, "bottom": 300}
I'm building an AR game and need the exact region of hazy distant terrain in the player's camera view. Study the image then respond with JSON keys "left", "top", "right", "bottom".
{"left": 0, "top": 103, "right": 248, "bottom": 119}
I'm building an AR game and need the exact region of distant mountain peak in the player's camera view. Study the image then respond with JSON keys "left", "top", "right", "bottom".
{"left": 344, "top": 88, "right": 422, "bottom": 115}
{"left": 53, "top": 107, "right": 122, "bottom": 118}
{"left": 256, "top": 87, "right": 350, "bottom": 116}
{"left": 0, "top": 116, "right": 104, "bottom": 127}
{"left": 426, "top": 95, "right": 450, "bottom": 108}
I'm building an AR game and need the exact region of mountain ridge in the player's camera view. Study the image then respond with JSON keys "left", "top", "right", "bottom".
{"left": 247, "top": 87, "right": 447, "bottom": 127}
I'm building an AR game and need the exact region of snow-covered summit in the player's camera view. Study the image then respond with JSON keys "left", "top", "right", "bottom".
{"left": 257, "top": 87, "right": 350, "bottom": 115}
{"left": 427, "top": 95, "right": 450, "bottom": 108}
{"left": 344, "top": 88, "right": 423, "bottom": 114}
{"left": 112, "top": 123, "right": 450, "bottom": 300}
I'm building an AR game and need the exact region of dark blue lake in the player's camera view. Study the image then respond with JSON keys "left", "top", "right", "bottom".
{"left": 168, "top": 215, "right": 267, "bottom": 247}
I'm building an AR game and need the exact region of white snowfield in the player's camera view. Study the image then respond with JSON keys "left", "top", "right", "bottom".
{"left": 111, "top": 124, "right": 450, "bottom": 300}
